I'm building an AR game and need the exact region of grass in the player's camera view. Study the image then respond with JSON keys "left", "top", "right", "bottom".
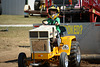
{"left": 0, "top": 27, "right": 31, "bottom": 38}
{"left": 0, "top": 15, "right": 47, "bottom": 25}
{"left": 0, "top": 27, "right": 32, "bottom": 52}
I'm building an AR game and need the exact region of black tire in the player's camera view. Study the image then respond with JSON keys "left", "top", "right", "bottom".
{"left": 69, "top": 41, "right": 81, "bottom": 67}
{"left": 18, "top": 52, "right": 28, "bottom": 67}
{"left": 24, "top": 15, "right": 29, "bottom": 18}
{"left": 59, "top": 52, "right": 68, "bottom": 67}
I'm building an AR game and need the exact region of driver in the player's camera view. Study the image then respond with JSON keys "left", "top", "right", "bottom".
{"left": 44, "top": 5, "right": 61, "bottom": 33}
{"left": 43, "top": 5, "right": 61, "bottom": 46}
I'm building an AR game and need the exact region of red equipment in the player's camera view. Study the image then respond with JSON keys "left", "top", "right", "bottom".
{"left": 45, "top": 0, "right": 52, "bottom": 13}
{"left": 24, "top": 0, "right": 100, "bottom": 22}
{"left": 82, "top": 0, "right": 100, "bottom": 22}
{"left": 82, "top": 0, "right": 100, "bottom": 12}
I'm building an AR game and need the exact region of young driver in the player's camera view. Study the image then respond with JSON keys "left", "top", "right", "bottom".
{"left": 43, "top": 5, "right": 61, "bottom": 46}
{"left": 45, "top": 5, "right": 61, "bottom": 33}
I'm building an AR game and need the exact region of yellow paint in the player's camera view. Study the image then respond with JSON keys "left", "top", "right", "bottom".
{"left": 93, "top": 9, "right": 95, "bottom": 13}
{"left": 39, "top": 4, "right": 46, "bottom": 10}
{"left": 60, "top": 36, "right": 76, "bottom": 55}
{"left": 32, "top": 47, "right": 59, "bottom": 59}
{"left": 32, "top": 53, "right": 53, "bottom": 59}
{"left": 32, "top": 36, "right": 76, "bottom": 59}
{"left": 65, "top": 25, "right": 83, "bottom": 34}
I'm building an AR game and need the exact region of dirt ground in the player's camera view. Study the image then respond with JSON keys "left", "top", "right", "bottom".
{"left": 0, "top": 15, "right": 46, "bottom": 25}
{"left": 0, "top": 47, "right": 100, "bottom": 67}
{"left": 0, "top": 15, "right": 100, "bottom": 67}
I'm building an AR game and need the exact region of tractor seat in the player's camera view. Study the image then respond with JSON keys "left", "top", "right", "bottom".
{"left": 59, "top": 26, "right": 67, "bottom": 36}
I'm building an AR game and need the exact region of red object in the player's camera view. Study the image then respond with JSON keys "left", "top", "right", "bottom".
{"left": 95, "top": 24, "right": 100, "bottom": 26}
{"left": 82, "top": 0, "right": 100, "bottom": 22}
{"left": 92, "top": 0, "right": 100, "bottom": 12}
{"left": 93, "top": 10, "right": 100, "bottom": 16}
{"left": 45, "top": 0, "right": 52, "bottom": 8}
{"left": 82, "top": 0, "right": 100, "bottom": 12}
{"left": 38, "top": 55, "right": 41, "bottom": 57}
{"left": 90, "top": 12, "right": 95, "bottom": 22}
{"left": 79, "top": 0, "right": 81, "bottom": 6}
{"left": 45, "top": 0, "right": 52, "bottom": 18}
{"left": 45, "top": 0, "right": 48, "bottom": 8}
{"left": 69, "top": 0, "right": 72, "bottom": 5}
{"left": 49, "top": 0, "right": 52, "bottom": 6}
{"left": 34, "top": 25, "right": 39, "bottom": 27}
{"left": 94, "top": 16, "right": 97, "bottom": 22}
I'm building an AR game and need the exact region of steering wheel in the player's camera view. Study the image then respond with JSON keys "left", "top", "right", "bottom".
{"left": 42, "top": 19, "right": 58, "bottom": 25}
{"left": 42, "top": 19, "right": 48, "bottom": 25}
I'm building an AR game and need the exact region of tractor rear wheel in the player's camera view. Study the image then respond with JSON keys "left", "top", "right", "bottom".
{"left": 69, "top": 41, "right": 81, "bottom": 67}
{"left": 18, "top": 52, "right": 28, "bottom": 67}
{"left": 59, "top": 52, "right": 68, "bottom": 67}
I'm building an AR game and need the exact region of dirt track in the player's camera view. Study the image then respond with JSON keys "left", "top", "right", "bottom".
{"left": 0, "top": 47, "right": 30, "bottom": 67}
{"left": 0, "top": 47, "right": 100, "bottom": 67}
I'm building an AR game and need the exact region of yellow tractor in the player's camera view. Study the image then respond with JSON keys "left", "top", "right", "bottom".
{"left": 18, "top": 23, "right": 81, "bottom": 67}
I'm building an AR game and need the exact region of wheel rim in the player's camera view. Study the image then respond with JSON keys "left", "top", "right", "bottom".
{"left": 65, "top": 56, "right": 68, "bottom": 67}
{"left": 77, "top": 47, "right": 81, "bottom": 63}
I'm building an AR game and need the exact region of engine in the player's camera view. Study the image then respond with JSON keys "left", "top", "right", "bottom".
{"left": 29, "top": 25, "right": 57, "bottom": 53}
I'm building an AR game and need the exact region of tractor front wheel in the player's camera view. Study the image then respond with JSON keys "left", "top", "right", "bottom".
{"left": 59, "top": 52, "right": 68, "bottom": 67}
{"left": 18, "top": 52, "right": 28, "bottom": 67}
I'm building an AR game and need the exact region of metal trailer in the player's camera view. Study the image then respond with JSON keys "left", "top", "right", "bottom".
{"left": 62, "top": 23, "right": 100, "bottom": 54}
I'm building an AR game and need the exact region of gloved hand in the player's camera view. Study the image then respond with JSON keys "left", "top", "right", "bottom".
{"left": 55, "top": 22, "right": 59, "bottom": 25}
{"left": 43, "top": 21, "right": 48, "bottom": 25}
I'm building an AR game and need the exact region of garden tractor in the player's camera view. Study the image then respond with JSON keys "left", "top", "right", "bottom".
{"left": 22, "top": 0, "right": 100, "bottom": 65}
{"left": 18, "top": 21, "right": 81, "bottom": 67}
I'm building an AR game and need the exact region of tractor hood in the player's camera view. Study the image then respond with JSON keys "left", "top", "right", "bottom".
{"left": 29, "top": 25, "right": 57, "bottom": 39}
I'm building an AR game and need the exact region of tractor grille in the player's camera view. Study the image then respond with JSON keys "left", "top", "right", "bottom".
{"left": 31, "top": 40, "right": 47, "bottom": 51}
{"left": 30, "top": 32, "right": 38, "bottom": 38}
{"left": 30, "top": 31, "right": 48, "bottom": 38}
{"left": 40, "top": 32, "right": 48, "bottom": 37}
